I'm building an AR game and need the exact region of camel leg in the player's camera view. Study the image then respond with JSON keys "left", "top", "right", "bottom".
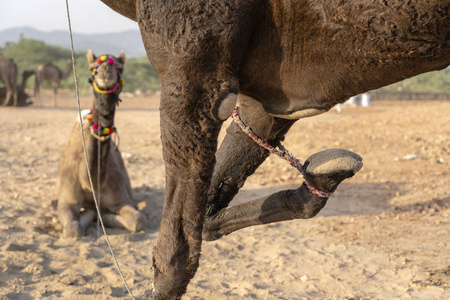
{"left": 203, "top": 148, "right": 362, "bottom": 240}
{"left": 205, "top": 95, "right": 296, "bottom": 218}
{"left": 12, "top": 89, "right": 18, "bottom": 107}
{"left": 101, "top": 208, "right": 146, "bottom": 232}
{"left": 34, "top": 78, "right": 43, "bottom": 106}
{"left": 202, "top": 95, "right": 362, "bottom": 241}
{"left": 142, "top": 2, "right": 265, "bottom": 298}
{"left": 102, "top": 213, "right": 127, "bottom": 229}
{"left": 114, "top": 204, "right": 147, "bottom": 232}
{"left": 2, "top": 87, "right": 11, "bottom": 106}
{"left": 58, "top": 202, "right": 83, "bottom": 237}
{"left": 79, "top": 209, "right": 96, "bottom": 233}
{"left": 53, "top": 86, "right": 58, "bottom": 107}
{"left": 58, "top": 206, "right": 95, "bottom": 237}
{"left": 12, "top": 94, "right": 18, "bottom": 107}
{"left": 57, "top": 184, "right": 93, "bottom": 238}
{"left": 151, "top": 80, "right": 240, "bottom": 299}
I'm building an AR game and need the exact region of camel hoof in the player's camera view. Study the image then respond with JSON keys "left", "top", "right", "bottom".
{"left": 303, "top": 148, "right": 363, "bottom": 193}
{"left": 134, "top": 214, "right": 147, "bottom": 232}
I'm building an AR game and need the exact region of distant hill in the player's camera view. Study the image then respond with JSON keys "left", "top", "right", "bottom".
{"left": 0, "top": 26, "right": 146, "bottom": 57}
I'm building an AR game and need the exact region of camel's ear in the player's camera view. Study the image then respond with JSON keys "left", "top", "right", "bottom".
{"left": 87, "top": 50, "right": 96, "bottom": 64}
{"left": 118, "top": 50, "right": 126, "bottom": 65}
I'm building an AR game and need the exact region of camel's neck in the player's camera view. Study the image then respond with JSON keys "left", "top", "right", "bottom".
{"left": 88, "top": 131, "right": 112, "bottom": 185}
{"left": 61, "top": 63, "right": 73, "bottom": 80}
{"left": 87, "top": 93, "right": 118, "bottom": 179}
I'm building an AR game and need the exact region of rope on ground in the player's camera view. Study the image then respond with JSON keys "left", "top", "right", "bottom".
{"left": 65, "top": 1, "right": 135, "bottom": 299}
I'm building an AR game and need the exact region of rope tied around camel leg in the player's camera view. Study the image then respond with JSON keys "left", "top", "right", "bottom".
{"left": 231, "top": 107, "right": 333, "bottom": 198}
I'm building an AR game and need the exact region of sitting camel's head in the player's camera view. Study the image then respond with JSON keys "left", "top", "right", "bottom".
{"left": 87, "top": 50, "right": 125, "bottom": 91}
{"left": 87, "top": 50, "right": 126, "bottom": 128}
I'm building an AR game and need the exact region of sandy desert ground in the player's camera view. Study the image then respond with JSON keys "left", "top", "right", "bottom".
{"left": 0, "top": 90, "right": 449, "bottom": 299}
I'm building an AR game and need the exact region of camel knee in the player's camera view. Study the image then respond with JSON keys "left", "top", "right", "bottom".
{"left": 62, "top": 220, "right": 81, "bottom": 237}
{"left": 215, "top": 92, "right": 237, "bottom": 120}
{"left": 57, "top": 202, "right": 84, "bottom": 237}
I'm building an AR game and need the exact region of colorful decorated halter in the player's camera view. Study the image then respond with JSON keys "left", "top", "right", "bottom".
{"left": 86, "top": 109, "right": 117, "bottom": 140}
{"left": 88, "top": 55, "right": 125, "bottom": 94}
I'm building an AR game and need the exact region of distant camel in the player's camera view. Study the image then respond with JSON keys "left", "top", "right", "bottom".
{"left": 101, "top": 1, "right": 450, "bottom": 299}
{"left": 0, "top": 70, "right": 35, "bottom": 106}
{"left": 56, "top": 50, "right": 146, "bottom": 237}
{"left": 0, "top": 57, "right": 18, "bottom": 106}
{"left": 34, "top": 59, "right": 72, "bottom": 106}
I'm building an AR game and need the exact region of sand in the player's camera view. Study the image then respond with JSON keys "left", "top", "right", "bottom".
{"left": 0, "top": 90, "right": 449, "bottom": 299}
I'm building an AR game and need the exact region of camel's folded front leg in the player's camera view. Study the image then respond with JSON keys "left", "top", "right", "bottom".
{"left": 206, "top": 96, "right": 296, "bottom": 217}
{"left": 58, "top": 203, "right": 95, "bottom": 238}
{"left": 203, "top": 95, "right": 296, "bottom": 240}
{"left": 102, "top": 205, "right": 146, "bottom": 232}
{"left": 203, "top": 149, "right": 362, "bottom": 241}
{"left": 79, "top": 209, "right": 96, "bottom": 233}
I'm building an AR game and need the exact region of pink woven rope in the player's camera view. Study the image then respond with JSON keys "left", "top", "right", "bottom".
{"left": 305, "top": 181, "right": 332, "bottom": 198}
{"left": 231, "top": 107, "right": 332, "bottom": 198}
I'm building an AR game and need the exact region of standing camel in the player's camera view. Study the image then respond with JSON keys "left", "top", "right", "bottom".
{"left": 100, "top": 1, "right": 450, "bottom": 299}
{"left": 56, "top": 50, "right": 146, "bottom": 237}
{"left": 0, "top": 57, "right": 18, "bottom": 106}
{"left": 34, "top": 59, "right": 72, "bottom": 106}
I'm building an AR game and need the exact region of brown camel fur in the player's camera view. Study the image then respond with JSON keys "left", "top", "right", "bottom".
{"left": 101, "top": 1, "right": 450, "bottom": 298}
{"left": 0, "top": 70, "right": 35, "bottom": 107}
{"left": 56, "top": 50, "right": 146, "bottom": 238}
{"left": 0, "top": 57, "right": 18, "bottom": 107}
{"left": 34, "top": 59, "right": 72, "bottom": 107}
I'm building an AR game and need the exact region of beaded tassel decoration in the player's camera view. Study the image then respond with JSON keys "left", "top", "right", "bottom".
{"left": 86, "top": 110, "right": 117, "bottom": 136}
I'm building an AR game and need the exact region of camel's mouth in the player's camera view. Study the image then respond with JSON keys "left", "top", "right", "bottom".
{"left": 95, "top": 77, "right": 120, "bottom": 90}
{"left": 93, "top": 79, "right": 119, "bottom": 91}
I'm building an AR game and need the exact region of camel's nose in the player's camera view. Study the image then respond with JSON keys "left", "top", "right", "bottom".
{"left": 95, "top": 67, "right": 118, "bottom": 89}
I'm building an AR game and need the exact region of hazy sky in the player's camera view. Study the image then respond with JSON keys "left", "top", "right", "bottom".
{"left": 0, "top": 0, "right": 139, "bottom": 34}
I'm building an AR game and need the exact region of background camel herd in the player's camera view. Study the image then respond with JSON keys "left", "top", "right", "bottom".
{"left": 0, "top": 54, "right": 72, "bottom": 107}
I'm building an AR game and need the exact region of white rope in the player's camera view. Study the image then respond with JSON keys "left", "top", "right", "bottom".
{"left": 65, "top": 1, "right": 135, "bottom": 299}
{"left": 97, "top": 95, "right": 102, "bottom": 240}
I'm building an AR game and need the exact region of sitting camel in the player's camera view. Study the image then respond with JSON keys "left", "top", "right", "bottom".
{"left": 101, "top": 1, "right": 450, "bottom": 299}
{"left": 56, "top": 50, "right": 146, "bottom": 237}
{"left": 0, "top": 70, "right": 35, "bottom": 106}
